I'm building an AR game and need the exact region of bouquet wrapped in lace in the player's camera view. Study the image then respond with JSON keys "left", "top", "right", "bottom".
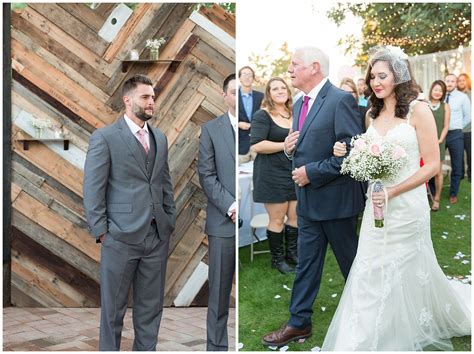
{"left": 340, "top": 134, "right": 408, "bottom": 227}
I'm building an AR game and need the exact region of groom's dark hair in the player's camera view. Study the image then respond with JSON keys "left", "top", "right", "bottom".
{"left": 223, "top": 74, "right": 236, "bottom": 93}
{"left": 122, "top": 74, "right": 154, "bottom": 97}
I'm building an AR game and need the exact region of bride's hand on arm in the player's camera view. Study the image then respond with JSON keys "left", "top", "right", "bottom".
{"left": 333, "top": 141, "right": 347, "bottom": 157}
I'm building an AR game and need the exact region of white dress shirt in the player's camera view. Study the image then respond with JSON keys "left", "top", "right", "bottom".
{"left": 227, "top": 111, "right": 237, "bottom": 216}
{"left": 124, "top": 114, "right": 150, "bottom": 148}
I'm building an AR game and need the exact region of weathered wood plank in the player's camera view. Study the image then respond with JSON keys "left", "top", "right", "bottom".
{"left": 12, "top": 211, "right": 99, "bottom": 283}
{"left": 12, "top": 191, "right": 99, "bottom": 262}
{"left": 11, "top": 183, "right": 21, "bottom": 203}
{"left": 192, "top": 24, "right": 235, "bottom": 63}
{"left": 12, "top": 82, "right": 91, "bottom": 152}
{"left": 58, "top": 3, "right": 107, "bottom": 33}
{"left": 12, "top": 130, "right": 84, "bottom": 197}
{"left": 165, "top": 246, "right": 207, "bottom": 306}
{"left": 161, "top": 88, "right": 205, "bottom": 146}
{"left": 165, "top": 210, "right": 206, "bottom": 298}
{"left": 168, "top": 120, "right": 201, "bottom": 186}
{"left": 191, "top": 38, "right": 234, "bottom": 78}
{"left": 18, "top": 6, "right": 117, "bottom": 78}
{"left": 153, "top": 34, "right": 200, "bottom": 102}
{"left": 11, "top": 272, "right": 62, "bottom": 307}
{"left": 169, "top": 198, "right": 201, "bottom": 255}
{"left": 190, "top": 105, "right": 215, "bottom": 126}
{"left": 13, "top": 71, "right": 97, "bottom": 134}
{"left": 13, "top": 227, "right": 100, "bottom": 306}
{"left": 199, "top": 5, "right": 235, "bottom": 37}
{"left": 12, "top": 12, "right": 111, "bottom": 96}
{"left": 12, "top": 39, "right": 118, "bottom": 127}
{"left": 11, "top": 285, "right": 44, "bottom": 307}
{"left": 11, "top": 252, "right": 85, "bottom": 307}
{"left": 102, "top": 3, "right": 153, "bottom": 62}
{"left": 29, "top": 3, "right": 110, "bottom": 56}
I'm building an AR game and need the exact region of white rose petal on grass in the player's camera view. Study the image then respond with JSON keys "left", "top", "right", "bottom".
{"left": 441, "top": 236, "right": 447, "bottom": 240}
{"left": 321, "top": 307, "right": 326, "bottom": 312}
{"left": 268, "top": 346, "right": 278, "bottom": 351}
{"left": 461, "top": 260, "right": 470, "bottom": 265}
{"left": 238, "top": 343, "right": 244, "bottom": 350}
{"left": 331, "top": 293, "right": 338, "bottom": 298}
{"left": 279, "top": 345, "right": 289, "bottom": 352}
{"left": 283, "top": 285, "right": 292, "bottom": 291}
{"left": 311, "top": 347, "right": 322, "bottom": 352}
{"left": 443, "top": 265, "right": 449, "bottom": 268}
{"left": 446, "top": 206, "right": 451, "bottom": 209}
{"left": 329, "top": 278, "right": 333, "bottom": 282}
{"left": 251, "top": 329, "right": 256, "bottom": 333}
{"left": 274, "top": 295, "right": 281, "bottom": 299}
{"left": 454, "top": 256, "right": 461, "bottom": 260}
{"left": 447, "top": 276, "right": 453, "bottom": 280}
{"left": 443, "top": 231, "right": 449, "bottom": 235}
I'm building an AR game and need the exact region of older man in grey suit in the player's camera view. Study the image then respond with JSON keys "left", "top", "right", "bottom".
{"left": 198, "top": 74, "right": 237, "bottom": 351}
{"left": 83, "top": 74, "right": 176, "bottom": 351}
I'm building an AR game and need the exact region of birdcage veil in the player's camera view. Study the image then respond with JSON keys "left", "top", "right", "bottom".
{"left": 368, "top": 45, "right": 411, "bottom": 85}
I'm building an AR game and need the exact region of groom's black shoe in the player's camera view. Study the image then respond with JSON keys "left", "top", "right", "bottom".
{"left": 262, "top": 324, "right": 312, "bottom": 347}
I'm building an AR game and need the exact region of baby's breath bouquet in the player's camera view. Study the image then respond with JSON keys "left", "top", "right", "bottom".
{"left": 145, "top": 37, "right": 165, "bottom": 60}
{"left": 341, "top": 134, "right": 409, "bottom": 227}
{"left": 30, "top": 117, "right": 52, "bottom": 138}
{"left": 145, "top": 38, "right": 166, "bottom": 50}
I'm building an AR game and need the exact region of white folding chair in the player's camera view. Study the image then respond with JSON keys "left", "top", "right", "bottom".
{"left": 249, "top": 180, "right": 270, "bottom": 261}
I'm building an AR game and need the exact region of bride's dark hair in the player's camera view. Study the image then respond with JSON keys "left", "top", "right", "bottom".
{"left": 364, "top": 59, "right": 418, "bottom": 119}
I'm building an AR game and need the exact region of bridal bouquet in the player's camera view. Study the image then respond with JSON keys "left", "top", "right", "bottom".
{"left": 341, "top": 134, "right": 408, "bottom": 227}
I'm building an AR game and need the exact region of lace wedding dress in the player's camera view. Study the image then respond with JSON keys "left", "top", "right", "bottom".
{"left": 322, "top": 104, "right": 471, "bottom": 350}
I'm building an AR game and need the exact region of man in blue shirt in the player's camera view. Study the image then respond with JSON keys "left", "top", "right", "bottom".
{"left": 444, "top": 73, "right": 471, "bottom": 203}
{"left": 238, "top": 66, "right": 264, "bottom": 164}
{"left": 357, "top": 78, "right": 368, "bottom": 107}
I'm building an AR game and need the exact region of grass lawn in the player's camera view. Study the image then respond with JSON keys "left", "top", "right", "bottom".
{"left": 238, "top": 180, "right": 471, "bottom": 351}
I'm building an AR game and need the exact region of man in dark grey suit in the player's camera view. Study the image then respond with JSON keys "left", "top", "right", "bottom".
{"left": 198, "top": 74, "right": 236, "bottom": 351}
{"left": 262, "top": 47, "right": 365, "bottom": 347}
{"left": 83, "top": 74, "right": 176, "bottom": 351}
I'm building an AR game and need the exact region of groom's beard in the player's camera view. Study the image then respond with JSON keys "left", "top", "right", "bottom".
{"left": 132, "top": 102, "right": 154, "bottom": 122}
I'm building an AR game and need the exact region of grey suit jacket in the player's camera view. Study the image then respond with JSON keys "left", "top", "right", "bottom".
{"left": 83, "top": 117, "right": 176, "bottom": 244}
{"left": 198, "top": 113, "right": 236, "bottom": 237}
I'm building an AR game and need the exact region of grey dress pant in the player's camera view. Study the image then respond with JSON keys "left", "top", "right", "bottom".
{"left": 207, "top": 235, "right": 235, "bottom": 351}
{"left": 99, "top": 224, "right": 169, "bottom": 351}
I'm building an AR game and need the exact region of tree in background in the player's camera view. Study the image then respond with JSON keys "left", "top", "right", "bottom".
{"left": 328, "top": 2, "right": 471, "bottom": 66}
{"left": 248, "top": 42, "right": 292, "bottom": 87}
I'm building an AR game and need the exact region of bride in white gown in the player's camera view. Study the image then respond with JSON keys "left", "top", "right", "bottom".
{"left": 323, "top": 46, "right": 471, "bottom": 351}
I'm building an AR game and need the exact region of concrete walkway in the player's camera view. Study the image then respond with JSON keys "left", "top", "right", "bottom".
{"left": 3, "top": 307, "right": 235, "bottom": 351}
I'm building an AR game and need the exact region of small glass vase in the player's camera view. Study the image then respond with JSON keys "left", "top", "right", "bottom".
{"left": 149, "top": 48, "right": 159, "bottom": 60}
{"left": 34, "top": 127, "right": 43, "bottom": 139}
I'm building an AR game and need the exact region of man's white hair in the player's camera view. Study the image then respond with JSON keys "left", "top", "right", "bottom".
{"left": 295, "top": 46, "right": 330, "bottom": 77}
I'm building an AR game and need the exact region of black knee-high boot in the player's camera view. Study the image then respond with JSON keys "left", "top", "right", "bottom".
{"left": 285, "top": 224, "right": 298, "bottom": 265}
{"left": 267, "top": 229, "right": 294, "bottom": 274}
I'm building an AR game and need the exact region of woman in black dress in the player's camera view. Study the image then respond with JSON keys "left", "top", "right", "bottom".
{"left": 250, "top": 77, "right": 297, "bottom": 273}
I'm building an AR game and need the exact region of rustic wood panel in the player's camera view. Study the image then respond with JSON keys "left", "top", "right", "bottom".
{"left": 10, "top": 3, "right": 235, "bottom": 308}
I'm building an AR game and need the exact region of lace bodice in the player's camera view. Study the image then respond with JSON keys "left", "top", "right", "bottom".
{"left": 366, "top": 106, "right": 421, "bottom": 185}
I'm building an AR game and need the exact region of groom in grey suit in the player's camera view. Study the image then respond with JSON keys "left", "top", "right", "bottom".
{"left": 83, "top": 74, "right": 176, "bottom": 351}
{"left": 198, "top": 74, "right": 236, "bottom": 351}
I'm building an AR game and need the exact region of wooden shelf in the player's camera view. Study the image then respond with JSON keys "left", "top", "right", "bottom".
{"left": 17, "top": 138, "right": 70, "bottom": 151}
{"left": 121, "top": 59, "right": 182, "bottom": 73}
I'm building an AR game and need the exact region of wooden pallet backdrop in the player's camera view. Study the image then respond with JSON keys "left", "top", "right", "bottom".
{"left": 10, "top": 3, "right": 236, "bottom": 307}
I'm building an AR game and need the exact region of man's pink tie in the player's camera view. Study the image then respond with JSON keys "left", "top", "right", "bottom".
{"left": 298, "top": 95, "right": 310, "bottom": 131}
{"left": 137, "top": 129, "right": 149, "bottom": 155}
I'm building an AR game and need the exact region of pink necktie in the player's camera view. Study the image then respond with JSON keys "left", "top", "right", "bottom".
{"left": 298, "top": 96, "right": 310, "bottom": 131}
{"left": 137, "top": 129, "right": 149, "bottom": 155}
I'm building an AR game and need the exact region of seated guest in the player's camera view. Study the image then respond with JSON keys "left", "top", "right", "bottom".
{"left": 250, "top": 77, "right": 297, "bottom": 273}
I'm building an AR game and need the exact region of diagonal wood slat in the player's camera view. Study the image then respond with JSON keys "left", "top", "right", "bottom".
{"left": 10, "top": 3, "right": 235, "bottom": 307}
